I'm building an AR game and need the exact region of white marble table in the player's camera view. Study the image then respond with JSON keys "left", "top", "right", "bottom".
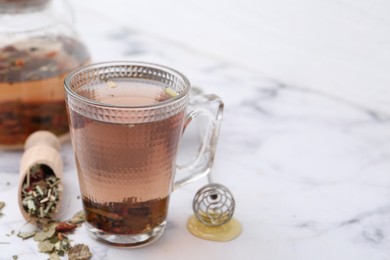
{"left": 1, "top": 1, "right": 390, "bottom": 259}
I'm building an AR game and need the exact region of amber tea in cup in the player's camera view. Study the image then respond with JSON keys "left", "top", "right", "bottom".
{"left": 64, "top": 62, "right": 223, "bottom": 247}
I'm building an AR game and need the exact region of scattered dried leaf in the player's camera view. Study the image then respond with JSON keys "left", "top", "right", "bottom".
{"left": 0, "top": 201, "right": 4, "bottom": 218}
{"left": 38, "top": 240, "right": 55, "bottom": 253}
{"left": 6, "top": 230, "right": 15, "bottom": 236}
{"left": 17, "top": 231, "right": 36, "bottom": 240}
{"left": 49, "top": 253, "right": 61, "bottom": 260}
{"left": 34, "top": 224, "right": 56, "bottom": 241}
{"left": 68, "top": 244, "right": 92, "bottom": 260}
{"left": 18, "top": 210, "right": 92, "bottom": 259}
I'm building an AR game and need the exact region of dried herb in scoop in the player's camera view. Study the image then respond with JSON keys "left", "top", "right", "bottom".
{"left": 21, "top": 164, "right": 61, "bottom": 219}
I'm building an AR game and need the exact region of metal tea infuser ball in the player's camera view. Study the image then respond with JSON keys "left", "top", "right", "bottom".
{"left": 192, "top": 175, "right": 235, "bottom": 227}
{"left": 188, "top": 174, "right": 241, "bottom": 242}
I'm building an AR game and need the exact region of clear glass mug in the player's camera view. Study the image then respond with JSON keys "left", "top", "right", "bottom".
{"left": 64, "top": 61, "right": 223, "bottom": 247}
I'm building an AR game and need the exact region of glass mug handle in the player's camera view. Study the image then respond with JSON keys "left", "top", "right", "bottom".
{"left": 174, "top": 92, "right": 224, "bottom": 190}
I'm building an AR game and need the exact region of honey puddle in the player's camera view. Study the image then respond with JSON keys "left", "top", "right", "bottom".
{"left": 187, "top": 215, "right": 242, "bottom": 242}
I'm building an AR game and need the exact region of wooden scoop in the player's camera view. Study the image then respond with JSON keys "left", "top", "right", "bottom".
{"left": 18, "top": 131, "right": 63, "bottom": 223}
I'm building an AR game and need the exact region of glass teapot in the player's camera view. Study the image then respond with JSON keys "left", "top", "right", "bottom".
{"left": 0, "top": 0, "right": 90, "bottom": 149}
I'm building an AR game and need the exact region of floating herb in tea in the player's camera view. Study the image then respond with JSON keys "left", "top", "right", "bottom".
{"left": 21, "top": 164, "right": 61, "bottom": 219}
{"left": 164, "top": 87, "right": 177, "bottom": 97}
{"left": 106, "top": 80, "right": 117, "bottom": 88}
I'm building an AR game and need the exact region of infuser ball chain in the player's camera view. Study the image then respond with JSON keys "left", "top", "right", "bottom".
{"left": 192, "top": 183, "right": 235, "bottom": 226}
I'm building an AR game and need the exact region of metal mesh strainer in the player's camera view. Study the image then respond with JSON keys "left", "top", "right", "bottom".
{"left": 192, "top": 183, "right": 235, "bottom": 226}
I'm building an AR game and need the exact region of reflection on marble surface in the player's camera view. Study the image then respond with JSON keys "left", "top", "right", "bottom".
{"left": 1, "top": 1, "right": 390, "bottom": 260}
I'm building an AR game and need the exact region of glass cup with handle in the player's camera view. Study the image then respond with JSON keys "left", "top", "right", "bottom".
{"left": 64, "top": 61, "right": 223, "bottom": 247}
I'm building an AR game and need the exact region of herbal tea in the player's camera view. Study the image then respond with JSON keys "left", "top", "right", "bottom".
{"left": 0, "top": 36, "right": 89, "bottom": 146}
{"left": 65, "top": 62, "right": 223, "bottom": 247}
{"left": 68, "top": 80, "right": 184, "bottom": 235}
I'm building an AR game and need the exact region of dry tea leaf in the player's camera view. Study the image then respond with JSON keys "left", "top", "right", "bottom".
{"left": 17, "top": 231, "right": 36, "bottom": 240}
{"left": 49, "top": 253, "right": 60, "bottom": 260}
{"left": 6, "top": 230, "right": 15, "bottom": 236}
{"left": 0, "top": 201, "right": 4, "bottom": 217}
{"left": 17, "top": 210, "right": 91, "bottom": 259}
{"left": 38, "top": 240, "right": 55, "bottom": 253}
{"left": 34, "top": 224, "right": 56, "bottom": 241}
{"left": 68, "top": 244, "right": 92, "bottom": 260}
{"left": 33, "top": 231, "right": 47, "bottom": 242}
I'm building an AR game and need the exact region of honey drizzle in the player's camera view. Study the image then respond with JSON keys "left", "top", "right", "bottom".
{"left": 187, "top": 215, "right": 242, "bottom": 242}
